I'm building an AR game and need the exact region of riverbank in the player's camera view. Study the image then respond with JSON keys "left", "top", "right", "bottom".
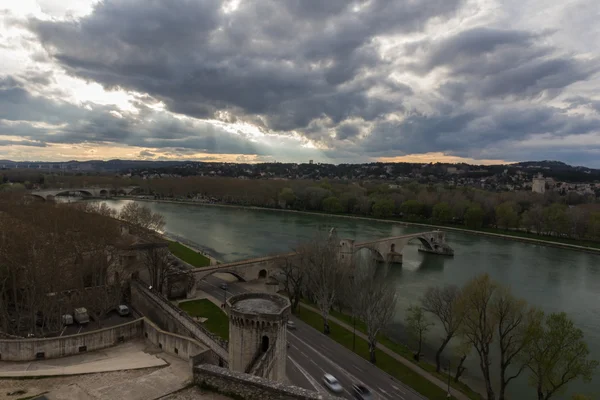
{"left": 123, "top": 196, "right": 600, "bottom": 255}
{"left": 158, "top": 232, "right": 220, "bottom": 265}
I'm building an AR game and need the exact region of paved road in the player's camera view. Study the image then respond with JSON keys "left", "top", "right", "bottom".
{"left": 198, "top": 276, "right": 426, "bottom": 400}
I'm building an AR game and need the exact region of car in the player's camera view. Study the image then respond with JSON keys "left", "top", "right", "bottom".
{"left": 219, "top": 283, "right": 228, "bottom": 290}
{"left": 323, "top": 374, "right": 343, "bottom": 393}
{"left": 352, "top": 384, "right": 373, "bottom": 400}
{"left": 117, "top": 305, "right": 130, "bottom": 316}
{"left": 286, "top": 320, "right": 296, "bottom": 330}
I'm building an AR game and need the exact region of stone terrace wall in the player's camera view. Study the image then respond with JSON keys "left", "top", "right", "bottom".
{"left": 194, "top": 364, "right": 338, "bottom": 400}
{"left": 0, "top": 319, "right": 143, "bottom": 361}
{"left": 131, "top": 280, "right": 228, "bottom": 363}
{"left": 142, "top": 317, "right": 221, "bottom": 367}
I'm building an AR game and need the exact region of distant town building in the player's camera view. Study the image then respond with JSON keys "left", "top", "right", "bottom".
{"left": 532, "top": 173, "right": 546, "bottom": 194}
{"left": 446, "top": 167, "right": 458, "bottom": 174}
{"left": 309, "top": 160, "right": 313, "bottom": 164}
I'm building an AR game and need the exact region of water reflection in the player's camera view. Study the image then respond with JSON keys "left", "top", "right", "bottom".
{"left": 414, "top": 253, "right": 447, "bottom": 275}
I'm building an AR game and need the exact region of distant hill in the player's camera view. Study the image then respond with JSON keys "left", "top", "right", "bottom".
{"left": 1, "top": 158, "right": 599, "bottom": 182}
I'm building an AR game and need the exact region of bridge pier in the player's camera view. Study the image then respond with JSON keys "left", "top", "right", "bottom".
{"left": 385, "top": 252, "right": 403, "bottom": 265}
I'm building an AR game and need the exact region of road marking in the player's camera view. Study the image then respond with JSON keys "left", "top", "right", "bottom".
{"left": 392, "top": 384, "right": 407, "bottom": 394}
{"left": 289, "top": 332, "right": 399, "bottom": 400}
{"left": 353, "top": 365, "right": 363, "bottom": 372}
{"left": 288, "top": 356, "right": 326, "bottom": 394}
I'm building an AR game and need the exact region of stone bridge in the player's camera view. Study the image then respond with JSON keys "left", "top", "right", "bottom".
{"left": 340, "top": 230, "right": 454, "bottom": 265}
{"left": 30, "top": 186, "right": 139, "bottom": 201}
{"left": 192, "top": 253, "right": 298, "bottom": 283}
{"left": 191, "top": 230, "right": 453, "bottom": 284}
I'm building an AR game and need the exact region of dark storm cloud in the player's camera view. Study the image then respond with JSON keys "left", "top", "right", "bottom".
{"left": 0, "top": 139, "right": 46, "bottom": 147}
{"left": 4, "top": 0, "right": 597, "bottom": 163}
{"left": 336, "top": 123, "right": 361, "bottom": 140}
{"left": 567, "top": 96, "right": 600, "bottom": 114}
{"left": 27, "top": 0, "right": 463, "bottom": 133}
{"left": 361, "top": 104, "right": 600, "bottom": 156}
{"left": 410, "top": 27, "right": 598, "bottom": 100}
{"left": 0, "top": 77, "right": 264, "bottom": 154}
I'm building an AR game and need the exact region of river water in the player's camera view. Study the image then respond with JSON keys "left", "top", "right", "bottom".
{"left": 102, "top": 199, "right": 600, "bottom": 399}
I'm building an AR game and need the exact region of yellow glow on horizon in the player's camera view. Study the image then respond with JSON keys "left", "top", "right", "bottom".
{"left": 378, "top": 152, "right": 511, "bottom": 165}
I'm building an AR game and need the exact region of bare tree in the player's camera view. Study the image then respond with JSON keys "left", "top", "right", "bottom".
{"left": 298, "top": 231, "right": 346, "bottom": 334}
{"left": 143, "top": 247, "right": 172, "bottom": 293}
{"left": 492, "top": 286, "right": 543, "bottom": 400}
{"left": 421, "top": 284, "right": 464, "bottom": 372}
{"left": 85, "top": 285, "right": 122, "bottom": 328}
{"left": 354, "top": 260, "right": 397, "bottom": 364}
{"left": 165, "top": 265, "right": 196, "bottom": 299}
{"left": 458, "top": 273, "right": 498, "bottom": 400}
{"left": 279, "top": 255, "right": 305, "bottom": 314}
{"left": 405, "top": 305, "right": 433, "bottom": 362}
{"left": 119, "top": 202, "right": 165, "bottom": 231}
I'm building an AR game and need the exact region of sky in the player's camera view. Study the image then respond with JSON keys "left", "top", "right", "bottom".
{"left": 0, "top": 0, "right": 599, "bottom": 166}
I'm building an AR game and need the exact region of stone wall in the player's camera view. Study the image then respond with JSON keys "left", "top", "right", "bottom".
{"left": 130, "top": 280, "right": 229, "bottom": 364}
{"left": 142, "top": 318, "right": 210, "bottom": 366}
{"left": 194, "top": 364, "right": 338, "bottom": 400}
{"left": 0, "top": 319, "right": 143, "bottom": 361}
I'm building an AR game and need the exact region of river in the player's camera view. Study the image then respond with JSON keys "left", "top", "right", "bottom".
{"left": 102, "top": 199, "right": 600, "bottom": 399}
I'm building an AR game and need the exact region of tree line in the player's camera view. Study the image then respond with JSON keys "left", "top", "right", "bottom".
{"left": 6, "top": 171, "right": 600, "bottom": 242}
{"left": 120, "top": 176, "right": 600, "bottom": 242}
{"left": 279, "top": 233, "right": 597, "bottom": 400}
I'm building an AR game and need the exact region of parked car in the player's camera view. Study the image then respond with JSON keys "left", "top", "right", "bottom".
{"left": 62, "top": 314, "right": 74, "bottom": 325}
{"left": 219, "top": 283, "right": 228, "bottom": 290}
{"left": 323, "top": 374, "right": 343, "bottom": 393}
{"left": 286, "top": 320, "right": 296, "bottom": 330}
{"left": 352, "top": 384, "right": 373, "bottom": 400}
{"left": 73, "top": 307, "right": 90, "bottom": 325}
{"left": 117, "top": 305, "right": 130, "bottom": 316}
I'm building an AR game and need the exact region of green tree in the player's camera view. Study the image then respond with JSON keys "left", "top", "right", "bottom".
{"left": 492, "top": 287, "right": 543, "bottom": 400}
{"left": 322, "top": 196, "right": 343, "bottom": 213}
{"left": 339, "top": 192, "right": 358, "bottom": 214}
{"left": 520, "top": 205, "right": 544, "bottom": 234}
{"left": 305, "top": 187, "right": 330, "bottom": 210}
{"left": 495, "top": 202, "right": 519, "bottom": 230}
{"left": 464, "top": 205, "right": 484, "bottom": 229}
{"left": 542, "top": 204, "right": 570, "bottom": 236}
{"left": 278, "top": 188, "right": 296, "bottom": 208}
{"left": 432, "top": 202, "right": 452, "bottom": 223}
{"left": 458, "top": 274, "right": 498, "bottom": 400}
{"left": 372, "top": 198, "right": 394, "bottom": 218}
{"left": 400, "top": 200, "right": 424, "bottom": 219}
{"left": 405, "top": 305, "right": 433, "bottom": 362}
{"left": 525, "top": 312, "right": 598, "bottom": 400}
{"left": 588, "top": 212, "right": 600, "bottom": 240}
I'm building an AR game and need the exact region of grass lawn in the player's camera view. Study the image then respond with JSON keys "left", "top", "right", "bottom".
{"left": 297, "top": 300, "right": 483, "bottom": 400}
{"left": 296, "top": 306, "right": 458, "bottom": 400}
{"left": 168, "top": 241, "right": 212, "bottom": 268}
{"left": 179, "top": 299, "right": 229, "bottom": 340}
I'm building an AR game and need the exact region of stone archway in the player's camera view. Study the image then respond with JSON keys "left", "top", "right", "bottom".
{"left": 258, "top": 269, "right": 267, "bottom": 279}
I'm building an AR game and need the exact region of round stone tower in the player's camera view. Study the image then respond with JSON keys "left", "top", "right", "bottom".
{"left": 226, "top": 292, "right": 291, "bottom": 382}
